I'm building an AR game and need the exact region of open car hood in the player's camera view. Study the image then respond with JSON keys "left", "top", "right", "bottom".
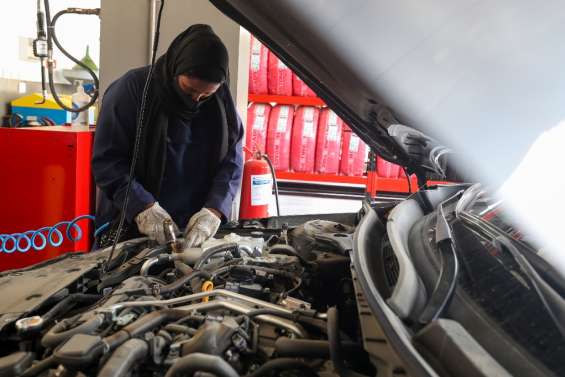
{"left": 211, "top": 0, "right": 565, "bottom": 275}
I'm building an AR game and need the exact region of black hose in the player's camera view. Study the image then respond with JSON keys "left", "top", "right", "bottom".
{"left": 104, "top": 0, "right": 166, "bottom": 272}
{"left": 274, "top": 338, "right": 359, "bottom": 358}
{"left": 20, "top": 356, "right": 56, "bottom": 377}
{"left": 41, "top": 314, "right": 105, "bottom": 349}
{"left": 103, "top": 309, "right": 186, "bottom": 350}
{"left": 246, "top": 358, "right": 319, "bottom": 377}
{"left": 41, "top": 293, "right": 101, "bottom": 325}
{"left": 194, "top": 242, "right": 239, "bottom": 269}
{"left": 159, "top": 270, "right": 211, "bottom": 295}
{"left": 262, "top": 154, "right": 280, "bottom": 216}
{"left": 97, "top": 338, "right": 148, "bottom": 377}
{"left": 327, "top": 307, "right": 344, "bottom": 375}
{"left": 268, "top": 244, "right": 312, "bottom": 267}
{"left": 163, "top": 323, "right": 197, "bottom": 336}
{"left": 164, "top": 353, "right": 240, "bottom": 377}
{"left": 327, "top": 307, "right": 368, "bottom": 377}
{"left": 43, "top": 1, "right": 100, "bottom": 113}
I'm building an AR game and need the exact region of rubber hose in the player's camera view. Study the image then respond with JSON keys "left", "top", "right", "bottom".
{"left": 327, "top": 308, "right": 368, "bottom": 377}
{"left": 41, "top": 294, "right": 101, "bottom": 325}
{"left": 274, "top": 338, "right": 360, "bottom": 358}
{"left": 97, "top": 339, "right": 148, "bottom": 377}
{"left": 246, "top": 358, "right": 319, "bottom": 377}
{"left": 20, "top": 356, "right": 56, "bottom": 377}
{"left": 104, "top": 309, "right": 187, "bottom": 350}
{"left": 174, "top": 260, "right": 193, "bottom": 276}
{"left": 164, "top": 353, "right": 239, "bottom": 377}
{"left": 159, "top": 270, "right": 211, "bottom": 295}
{"left": 41, "top": 314, "right": 105, "bottom": 349}
{"left": 327, "top": 307, "right": 344, "bottom": 375}
{"left": 268, "top": 244, "right": 312, "bottom": 266}
{"left": 194, "top": 242, "right": 239, "bottom": 269}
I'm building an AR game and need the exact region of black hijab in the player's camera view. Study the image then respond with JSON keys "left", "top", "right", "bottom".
{"left": 153, "top": 24, "right": 229, "bottom": 119}
{"left": 134, "top": 24, "right": 236, "bottom": 200}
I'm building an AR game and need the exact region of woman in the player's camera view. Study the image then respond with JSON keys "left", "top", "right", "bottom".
{"left": 92, "top": 24, "right": 243, "bottom": 249}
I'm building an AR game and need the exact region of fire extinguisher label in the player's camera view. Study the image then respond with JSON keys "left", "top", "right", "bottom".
{"left": 251, "top": 174, "right": 273, "bottom": 206}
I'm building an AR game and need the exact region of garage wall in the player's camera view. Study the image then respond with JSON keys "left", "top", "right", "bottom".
{"left": 99, "top": 0, "right": 249, "bottom": 116}
{"left": 99, "top": 0, "right": 151, "bottom": 95}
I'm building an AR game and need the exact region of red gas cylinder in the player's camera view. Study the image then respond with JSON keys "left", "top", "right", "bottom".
{"left": 315, "top": 109, "right": 343, "bottom": 174}
{"left": 340, "top": 126, "right": 367, "bottom": 176}
{"left": 291, "top": 106, "right": 319, "bottom": 173}
{"left": 376, "top": 155, "right": 402, "bottom": 178}
{"left": 239, "top": 153, "right": 273, "bottom": 220}
{"left": 292, "top": 73, "right": 317, "bottom": 97}
{"left": 248, "top": 36, "right": 269, "bottom": 94}
{"left": 246, "top": 103, "right": 271, "bottom": 155}
{"left": 267, "top": 51, "right": 293, "bottom": 96}
{"left": 266, "top": 105, "right": 294, "bottom": 171}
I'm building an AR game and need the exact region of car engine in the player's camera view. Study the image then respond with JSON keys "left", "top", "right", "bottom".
{"left": 0, "top": 216, "right": 376, "bottom": 377}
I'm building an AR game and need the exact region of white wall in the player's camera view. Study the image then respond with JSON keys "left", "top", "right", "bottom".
{"left": 0, "top": 0, "right": 100, "bottom": 83}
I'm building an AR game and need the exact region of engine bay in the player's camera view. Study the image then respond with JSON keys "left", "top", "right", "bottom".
{"left": 0, "top": 214, "right": 377, "bottom": 377}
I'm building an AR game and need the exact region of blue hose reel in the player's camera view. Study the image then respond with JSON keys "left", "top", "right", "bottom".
{"left": 0, "top": 215, "right": 108, "bottom": 254}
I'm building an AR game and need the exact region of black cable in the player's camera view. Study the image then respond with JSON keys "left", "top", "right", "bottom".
{"left": 403, "top": 167, "right": 412, "bottom": 194}
{"left": 104, "top": 0, "right": 165, "bottom": 271}
{"left": 43, "top": 1, "right": 100, "bottom": 113}
{"left": 246, "top": 358, "right": 320, "bottom": 377}
{"left": 262, "top": 154, "right": 280, "bottom": 216}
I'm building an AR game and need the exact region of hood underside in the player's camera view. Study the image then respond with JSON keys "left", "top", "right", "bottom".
{"left": 211, "top": 0, "right": 565, "bottom": 271}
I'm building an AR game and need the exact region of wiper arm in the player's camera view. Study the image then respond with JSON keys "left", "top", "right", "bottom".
{"left": 418, "top": 191, "right": 463, "bottom": 326}
{"left": 494, "top": 236, "right": 565, "bottom": 337}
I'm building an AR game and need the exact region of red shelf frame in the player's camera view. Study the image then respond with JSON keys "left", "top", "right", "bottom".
{"left": 274, "top": 171, "right": 449, "bottom": 194}
{"left": 248, "top": 94, "right": 326, "bottom": 107}
{"left": 275, "top": 171, "right": 367, "bottom": 185}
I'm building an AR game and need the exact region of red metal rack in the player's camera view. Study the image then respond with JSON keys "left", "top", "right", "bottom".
{"left": 248, "top": 94, "right": 325, "bottom": 107}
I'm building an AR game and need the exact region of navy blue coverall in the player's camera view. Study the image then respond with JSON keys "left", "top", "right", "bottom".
{"left": 92, "top": 67, "right": 244, "bottom": 232}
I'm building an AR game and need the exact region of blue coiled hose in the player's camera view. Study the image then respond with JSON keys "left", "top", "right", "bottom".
{"left": 0, "top": 215, "right": 109, "bottom": 254}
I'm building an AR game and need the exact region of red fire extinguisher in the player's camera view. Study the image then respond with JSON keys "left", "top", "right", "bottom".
{"left": 239, "top": 149, "right": 276, "bottom": 220}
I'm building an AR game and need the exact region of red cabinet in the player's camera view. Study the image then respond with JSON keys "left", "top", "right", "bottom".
{"left": 0, "top": 126, "right": 95, "bottom": 271}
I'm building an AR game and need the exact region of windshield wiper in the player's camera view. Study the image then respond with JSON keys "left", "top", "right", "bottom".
{"left": 418, "top": 191, "right": 463, "bottom": 326}
{"left": 493, "top": 236, "right": 565, "bottom": 337}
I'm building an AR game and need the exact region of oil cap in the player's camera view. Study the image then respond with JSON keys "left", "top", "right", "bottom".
{"left": 15, "top": 316, "right": 44, "bottom": 333}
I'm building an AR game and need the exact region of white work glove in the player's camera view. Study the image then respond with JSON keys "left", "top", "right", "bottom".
{"left": 135, "top": 202, "right": 179, "bottom": 244}
{"left": 183, "top": 208, "right": 221, "bottom": 248}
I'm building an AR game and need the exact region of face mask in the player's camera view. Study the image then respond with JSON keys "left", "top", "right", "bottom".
{"left": 173, "top": 80, "right": 201, "bottom": 112}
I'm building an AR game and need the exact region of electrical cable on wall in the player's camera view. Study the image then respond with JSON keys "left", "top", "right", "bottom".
{"left": 0, "top": 215, "right": 108, "bottom": 254}
{"left": 42, "top": 0, "right": 100, "bottom": 113}
{"left": 104, "top": 0, "right": 166, "bottom": 270}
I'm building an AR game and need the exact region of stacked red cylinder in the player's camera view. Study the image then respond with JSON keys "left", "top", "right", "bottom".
{"left": 340, "top": 126, "right": 367, "bottom": 176}
{"left": 248, "top": 36, "right": 268, "bottom": 94}
{"left": 245, "top": 103, "right": 271, "bottom": 155}
{"left": 315, "top": 109, "right": 343, "bottom": 174}
{"left": 267, "top": 51, "right": 293, "bottom": 96}
{"left": 266, "top": 104, "right": 294, "bottom": 171}
{"left": 376, "top": 156, "right": 402, "bottom": 178}
{"left": 292, "top": 73, "right": 317, "bottom": 97}
{"left": 290, "top": 106, "right": 319, "bottom": 173}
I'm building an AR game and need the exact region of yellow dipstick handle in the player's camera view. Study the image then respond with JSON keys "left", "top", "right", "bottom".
{"left": 201, "top": 281, "right": 214, "bottom": 302}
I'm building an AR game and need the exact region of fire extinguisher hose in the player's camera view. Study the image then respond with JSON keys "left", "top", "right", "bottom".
{"left": 261, "top": 154, "right": 280, "bottom": 217}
